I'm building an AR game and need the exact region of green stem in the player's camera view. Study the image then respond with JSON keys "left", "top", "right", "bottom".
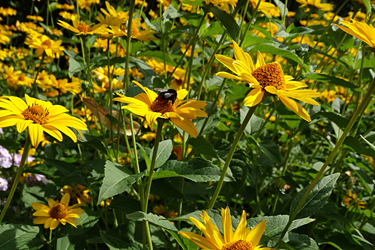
{"left": 207, "top": 106, "right": 257, "bottom": 209}
{"left": 0, "top": 136, "right": 31, "bottom": 223}
{"left": 124, "top": 0, "right": 135, "bottom": 90}
{"left": 275, "top": 76, "right": 375, "bottom": 248}
{"left": 142, "top": 119, "right": 164, "bottom": 250}
{"left": 239, "top": 0, "right": 261, "bottom": 47}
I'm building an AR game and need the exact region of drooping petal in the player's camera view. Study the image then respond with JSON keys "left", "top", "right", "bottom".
{"left": 279, "top": 96, "right": 311, "bottom": 122}
{"left": 170, "top": 117, "right": 198, "bottom": 138}
{"left": 243, "top": 88, "right": 265, "bottom": 107}
{"left": 50, "top": 219, "right": 60, "bottom": 230}
{"left": 16, "top": 119, "right": 33, "bottom": 133}
{"left": 28, "top": 123, "right": 44, "bottom": 147}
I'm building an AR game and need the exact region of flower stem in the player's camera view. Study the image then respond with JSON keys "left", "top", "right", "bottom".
{"left": 0, "top": 136, "right": 31, "bottom": 223}
{"left": 142, "top": 119, "right": 164, "bottom": 250}
{"left": 275, "top": 76, "right": 375, "bottom": 249}
{"left": 207, "top": 106, "right": 257, "bottom": 209}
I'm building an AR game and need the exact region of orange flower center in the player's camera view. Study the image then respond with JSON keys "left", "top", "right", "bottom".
{"left": 150, "top": 100, "right": 175, "bottom": 114}
{"left": 22, "top": 103, "right": 49, "bottom": 124}
{"left": 77, "top": 22, "right": 91, "bottom": 33}
{"left": 49, "top": 203, "right": 68, "bottom": 219}
{"left": 251, "top": 62, "right": 286, "bottom": 90}
{"left": 41, "top": 39, "right": 52, "bottom": 48}
{"left": 222, "top": 240, "right": 253, "bottom": 250}
{"left": 131, "top": 23, "right": 141, "bottom": 38}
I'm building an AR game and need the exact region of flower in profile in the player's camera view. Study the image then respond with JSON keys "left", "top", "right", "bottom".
{"left": 343, "top": 190, "right": 366, "bottom": 209}
{"left": 0, "top": 94, "right": 87, "bottom": 147}
{"left": 32, "top": 193, "right": 85, "bottom": 230}
{"left": 296, "top": 0, "right": 333, "bottom": 12}
{"left": 336, "top": 20, "right": 375, "bottom": 49}
{"left": 58, "top": 15, "right": 103, "bottom": 36}
{"left": 179, "top": 207, "right": 270, "bottom": 250}
{"left": 203, "top": 0, "right": 237, "bottom": 13}
{"left": 25, "top": 33, "right": 64, "bottom": 58}
{"left": 113, "top": 81, "right": 207, "bottom": 138}
{"left": 215, "top": 40, "right": 320, "bottom": 122}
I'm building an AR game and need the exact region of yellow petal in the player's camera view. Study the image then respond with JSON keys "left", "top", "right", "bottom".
{"left": 246, "top": 220, "right": 266, "bottom": 247}
{"left": 221, "top": 207, "right": 233, "bottom": 243}
{"left": 233, "top": 210, "right": 247, "bottom": 241}
{"left": 243, "top": 88, "right": 265, "bottom": 107}
{"left": 170, "top": 117, "right": 198, "bottom": 138}
{"left": 33, "top": 217, "right": 49, "bottom": 225}
{"left": 28, "top": 124, "right": 44, "bottom": 148}
{"left": 215, "top": 54, "right": 236, "bottom": 73}
{"left": 178, "top": 231, "right": 218, "bottom": 250}
{"left": 279, "top": 96, "right": 311, "bottom": 122}
{"left": 16, "top": 120, "right": 33, "bottom": 133}
{"left": 61, "top": 193, "right": 70, "bottom": 206}
{"left": 50, "top": 219, "right": 60, "bottom": 230}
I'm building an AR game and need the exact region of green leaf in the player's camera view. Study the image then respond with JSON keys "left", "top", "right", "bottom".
{"left": 306, "top": 73, "right": 363, "bottom": 92}
{"left": 247, "top": 215, "right": 314, "bottom": 239}
{"left": 153, "top": 158, "right": 235, "bottom": 182}
{"left": 136, "top": 143, "right": 151, "bottom": 170}
{"left": 97, "top": 161, "right": 145, "bottom": 204}
{"left": 167, "top": 230, "right": 199, "bottom": 250}
{"left": 100, "top": 231, "right": 142, "bottom": 250}
{"left": 149, "top": 139, "right": 173, "bottom": 170}
{"left": 163, "top": 5, "right": 182, "bottom": 19}
{"left": 241, "top": 34, "right": 274, "bottom": 49}
{"left": 136, "top": 51, "right": 176, "bottom": 66}
{"left": 63, "top": 50, "right": 86, "bottom": 77}
{"left": 129, "top": 57, "right": 156, "bottom": 77}
{"left": 56, "top": 236, "right": 86, "bottom": 250}
{"left": 344, "top": 136, "right": 375, "bottom": 158}
{"left": 0, "top": 224, "right": 39, "bottom": 250}
{"left": 318, "top": 112, "right": 349, "bottom": 130}
{"left": 181, "top": 0, "right": 203, "bottom": 6}
{"left": 290, "top": 173, "right": 340, "bottom": 218}
{"left": 188, "top": 136, "right": 218, "bottom": 158}
{"left": 361, "top": 0, "right": 371, "bottom": 14}
{"left": 258, "top": 140, "right": 282, "bottom": 163}
{"left": 126, "top": 211, "right": 178, "bottom": 232}
{"left": 288, "top": 233, "right": 319, "bottom": 250}
{"left": 248, "top": 44, "right": 309, "bottom": 70}
{"left": 210, "top": 6, "right": 240, "bottom": 40}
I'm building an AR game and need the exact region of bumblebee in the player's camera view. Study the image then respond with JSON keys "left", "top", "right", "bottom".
{"left": 155, "top": 89, "right": 177, "bottom": 104}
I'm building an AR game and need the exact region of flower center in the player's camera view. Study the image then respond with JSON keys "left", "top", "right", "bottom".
{"left": 222, "top": 240, "right": 253, "bottom": 250}
{"left": 131, "top": 23, "right": 141, "bottom": 38}
{"left": 251, "top": 62, "right": 286, "bottom": 90}
{"left": 150, "top": 100, "right": 175, "bottom": 114}
{"left": 21, "top": 103, "right": 49, "bottom": 124}
{"left": 49, "top": 203, "right": 68, "bottom": 219}
{"left": 41, "top": 39, "right": 52, "bottom": 48}
{"left": 77, "top": 22, "right": 91, "bottom": 33}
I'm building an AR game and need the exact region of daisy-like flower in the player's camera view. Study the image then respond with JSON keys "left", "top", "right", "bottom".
{"left": 336, "top": 20, "right": 375, "bottom": 49}
{"left": 32, "top": 193, "right": 85, "bottom": 230}
{"left": 25, "top": 33, "right": 64, "bottom": 58}
{"left": 179, "top": 207, "right": 270, "bottom": 250}
{"left": 215, "top": 40, "right": 320, "bottom": 122}
{"left": 249, "top": 0, "right": 277, "bottom": 17}
{"left": 58, "top": 15, "right": 103, "bottom": 36}
{"left": 113, "top": 81, "right": 207, "bottom": 138}
{"left": 0, "top": 94, "right": 87, "bottom": 147}
{"left": 296, "top": 0, "right": 333, "bottom": 12}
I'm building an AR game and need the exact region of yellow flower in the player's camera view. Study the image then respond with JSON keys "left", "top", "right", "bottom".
{"left": 215, "top": 40, "right": 320, "bottom": 122}
{"left": 96, "top": 1, "right": 127, "bottom": 29}
{"left": 32, "top": 193, "right": 85, "bottom": 230}
{"left": 249, "top": 0, "right": 277, "bottom": 17}
{"left": 204, "top": 0, "right": 237, "bottom": 13}
{"left": 108, "top": 22, "right": 157, "bottom": 42}
{"left": 179, "top": 207, "right": 270, "bottom": 250}
{"left": 58, "top": 15, "right": 103, "bottom": 36}
{"left": 0, "top": 94, "right": 87, "bottom": 147}
{"left": 0, "top": 7, "right": 17, "bottom": 17}
{"left": 343, "top": 190, "right": 366, "bottom": 209}
{"left": 113, "top": 81, "right": 207, "bottom": 138}
{"left": 296, "top": 0, "right": 333, "bottom": 12}
{"left": 26, "top": 15, "right": 44, "bottom": 22}
{"left": 336, "top": 20, "right": 375, "bottom": 49}
{"left": 25, "top": 33, "right": 64, "bottom": 58}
